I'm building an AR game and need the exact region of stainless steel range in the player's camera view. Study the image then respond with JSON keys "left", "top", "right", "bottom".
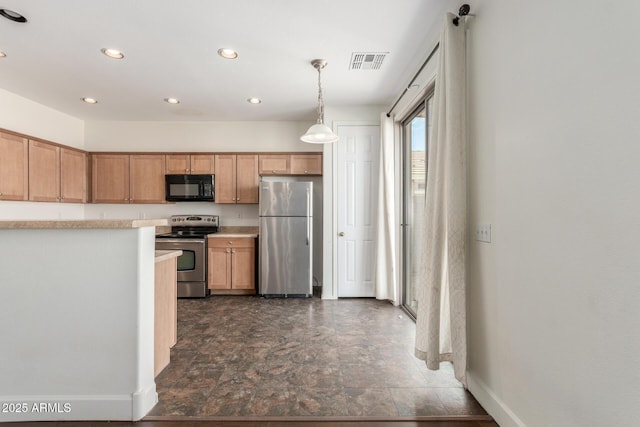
{"left": 155, "top": 215, "right": 219, "bottom": 298}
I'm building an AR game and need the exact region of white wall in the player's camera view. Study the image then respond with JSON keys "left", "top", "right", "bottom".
{"left": 0, "top": 226, "right": 157, "bottom": 421}
{"left": 0, "top": 88, "right": 85, "bottom": 148}
{"left": 84, "top": 120, "right": 315, "bottom": 152}
{"left": 466, "top": 1, "right": 640, "bottom": 426}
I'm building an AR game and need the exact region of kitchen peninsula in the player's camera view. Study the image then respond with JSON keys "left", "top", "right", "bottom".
{"left": 0, "top": 219, "right": 168, "bottom": 422}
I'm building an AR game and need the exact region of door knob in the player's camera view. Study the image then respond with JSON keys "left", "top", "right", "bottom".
{"left": 339, "top": 231, "right": 345, "bottom": 237}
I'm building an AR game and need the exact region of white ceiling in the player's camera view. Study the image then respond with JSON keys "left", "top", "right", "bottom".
{"left": 0, "top": 0, "right": 458, "bottom": 122}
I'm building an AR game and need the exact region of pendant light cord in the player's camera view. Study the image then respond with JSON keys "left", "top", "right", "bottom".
{"left": 316, "top": 66, "right": 325, "bottom": 124}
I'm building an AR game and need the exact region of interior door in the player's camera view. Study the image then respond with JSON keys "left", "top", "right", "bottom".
{"left": 336, "top": 125, "right": 380, "bottom": 297}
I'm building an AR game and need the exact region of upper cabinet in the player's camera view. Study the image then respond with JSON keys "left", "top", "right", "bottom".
{"left": 258, "top": 153, "right": 322, "bottom": 176}
{"left": 0, "top": 132, "right": 29, "bottom": 201}
{"left": 29, "top": 140, "right": 87, "bottom": 203}
{"left": 290, "top": 154, "right": 322, "bottom": 175}
{"left": 258, "top": 154, "right": 290, "bottom": 175}
{"left": 166, "top": 154, "right": 215, "bottom": 174}
{"left": 92, "top": 154, "right": 166, "bottom": 203}
{"left": 0, "top": 125, "right": 323, "bottom": 206}
{"left": 215, "top": 154, "right": 259, "bottom": 204}
{"left": 60, "top": 148, "right": 88, "bottom": 203}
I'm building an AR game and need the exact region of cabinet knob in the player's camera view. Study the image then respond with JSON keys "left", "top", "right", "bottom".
{"left": 228, "top": 241, "right": 233, "bottom": 244}
{"left": 226, "top": 248, "right": 231, "bottom": 253}
{"left": 231, "top": 250, "right": 236, "bottom": 253}
{"left": 272, "top": 170, "right": 276, "bottom": 173}
{"left": 236, "top": 198, "right": 240, "bottom": 201}
{"left": 304, "top": 170, "right": 308, "bottom": 174}
{"left": 339, "top": 231, "right": 345, "bottom": 237}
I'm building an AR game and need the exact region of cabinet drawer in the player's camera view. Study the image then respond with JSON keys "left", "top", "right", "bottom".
{"left": 207, "top": 237, "right": 255, "bottom": 248}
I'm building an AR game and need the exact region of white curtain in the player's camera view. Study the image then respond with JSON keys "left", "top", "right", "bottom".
{"left": 374, "top": 113, "right": 398, "bottom": 303}
{"left": 414, "top": 12, "right": 468, "bottom": 386}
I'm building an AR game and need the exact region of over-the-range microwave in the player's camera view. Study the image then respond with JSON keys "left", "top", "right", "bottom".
{"left": 165, "top": 174, "right": 215, "bottom": 202}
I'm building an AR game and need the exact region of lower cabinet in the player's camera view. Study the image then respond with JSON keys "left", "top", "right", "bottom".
{"left": 207, "top": 237, "right": 256, "bottom": 294}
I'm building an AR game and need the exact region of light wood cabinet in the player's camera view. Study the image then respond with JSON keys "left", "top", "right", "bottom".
{"left": 60, "top": 148, "right": 88, "bottom": 203}
{"left": 130, "top": 155, "right": 166, "bottom": 203}
{"left": 166, "top": 154, "right": 215, "bottom": 174}
{"left": 258, "top": 153, "right": 323, "bottom": 176}
{"left": 92, "top": 154, "right": 165, "bottom": 203}
{"left": 29, "top": 141, "right": 87, "bottom": 203}
{"left": 290, "top": 154, "right": 322, "bottom": 175}
{"left": 214, "top": 154, "right": 258, "bottom": 204}
{"left": 28, "top": 140, "right": 60, "bottom": 202}
{"left": 154, "top": 253, "right": 178, "bottom": 377}
{"left": 258, "top": 154, "right": 290, "bottom": 175}
{"left": 0, "top": 132, "right": 29, "bottom": 201}
{"left": 92, "top": 154, "right": 130, "bottom": 203}
{"left": 208, "top": 237, "right": 256, "bottom": 293}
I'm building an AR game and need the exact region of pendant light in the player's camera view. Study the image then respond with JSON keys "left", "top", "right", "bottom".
{"left": 300, "top": 59, "right": 339, "bottom": 144}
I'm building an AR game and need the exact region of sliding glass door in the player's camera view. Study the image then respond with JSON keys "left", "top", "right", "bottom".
{"left": 402, "top": 94, "right": 433, "bottom": 318}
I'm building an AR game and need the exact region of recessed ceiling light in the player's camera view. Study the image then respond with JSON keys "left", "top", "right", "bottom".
{"left": 101, "top": 48, "right": 124, "bottom": 59}
{"left": 0, "top": 9, "right": 27, "bottom": 23}
{"left": 164, "top": 98, "right": 180, "bottom": 104}
{"left": 81, "top": 97, "right": 98, "bottom": 104}
{"left": 247, "top": 98, "right": 262, "bottom": 104}
{"left": 217, "top": 48, "right": 238, "bottom": 59}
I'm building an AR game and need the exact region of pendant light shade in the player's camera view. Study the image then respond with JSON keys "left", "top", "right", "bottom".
{"left": 300, "top": 59, "right": 339, "bottom": 144}
{"left": 301, "top": 123, "right": 339, "bottom": 144}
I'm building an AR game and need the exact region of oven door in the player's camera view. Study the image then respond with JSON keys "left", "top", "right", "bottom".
{"left": 155, "top": 238, "right": 206, "bottom": 283}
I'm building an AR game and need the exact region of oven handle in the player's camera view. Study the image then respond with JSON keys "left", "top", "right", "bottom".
{"left": 155, "top": 238, "right": 206, "bottom": 244}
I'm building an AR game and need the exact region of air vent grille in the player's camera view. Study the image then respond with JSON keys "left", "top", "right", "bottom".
{"left": 349, "top": 52, "right": 388, "bottom": 70}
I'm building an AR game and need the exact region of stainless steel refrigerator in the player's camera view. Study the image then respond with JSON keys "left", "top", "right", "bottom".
{"left": 259, "top": 181, "right": 313, "bottom": 297}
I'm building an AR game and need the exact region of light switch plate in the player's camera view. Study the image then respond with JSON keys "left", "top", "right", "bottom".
{"left": 475, "top": 224, "right": 491, "bottom": 243}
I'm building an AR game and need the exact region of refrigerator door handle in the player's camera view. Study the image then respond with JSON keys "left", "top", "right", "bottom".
{"left": 306, "top": 188, "right": 311, "bottom": 246}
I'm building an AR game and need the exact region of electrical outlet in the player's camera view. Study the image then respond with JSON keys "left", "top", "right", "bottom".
{"left": 475, "top": 224, "right": 491, "bottom": 243}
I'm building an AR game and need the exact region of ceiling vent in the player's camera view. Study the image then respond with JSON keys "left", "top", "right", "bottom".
{"left": 349, "top": 52, "right": 388, "bottom": 70}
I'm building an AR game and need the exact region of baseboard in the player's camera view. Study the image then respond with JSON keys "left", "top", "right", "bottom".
{"left": 467, "top": 371, "right": 527, "bottom": 427}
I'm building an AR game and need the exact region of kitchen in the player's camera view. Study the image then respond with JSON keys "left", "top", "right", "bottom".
{"left": 0, "top": 0, "right": 473, "bottom": 423}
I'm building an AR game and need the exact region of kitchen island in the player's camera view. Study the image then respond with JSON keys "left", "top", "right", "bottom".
{"left": 0, "top": 219, "right": 167, "bottom": 422}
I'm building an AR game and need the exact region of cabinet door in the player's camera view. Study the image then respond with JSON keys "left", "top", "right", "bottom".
{"left": 258, "top": 154, "right": 290, "bottom": 175}
{"left": 91, "top": 154, "right": 130, "bottom": 203}
{"left": 166, "top": 155, "right": 190, "bottom": 174}
{"left": 208, "top": 246, "right": 231, "bottom": 289}
{"left": 236, "top": 154, "right": 259, "bottom": 204}
{"left": 130, "top": 155, "right": 166, "bottom": 203}
{"left": 214, "top": 154, "right": 237, "bottom": 203}
{"left": 290, "top": 154, "right": 322, "bottom": 175}
{"left": 0, "top": 132, "right": 29, "bottom": 201}
{"left": 28, "top": 140, "right": 60, "bottom": 202}
{"left": 60, "top": 148, "right": 87, "bottom": 203}
{"left": 190, "top": 155, "right": 215, "bottom": 174}
{"left": 231, "top": 244, "right": 255, "bottom": 290}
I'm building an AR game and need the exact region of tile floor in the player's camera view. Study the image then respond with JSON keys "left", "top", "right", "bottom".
{"left": 148, "top": 296, "right": 488, "bottom": 418}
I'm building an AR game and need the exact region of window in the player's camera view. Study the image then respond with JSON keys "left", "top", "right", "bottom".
{"left": 401, "top": 93, "right": 434, "bottom": 318}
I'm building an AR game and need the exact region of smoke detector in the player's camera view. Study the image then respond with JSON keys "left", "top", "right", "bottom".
{"left": 349, "top": 52, "right": 388, "bottom": 70}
